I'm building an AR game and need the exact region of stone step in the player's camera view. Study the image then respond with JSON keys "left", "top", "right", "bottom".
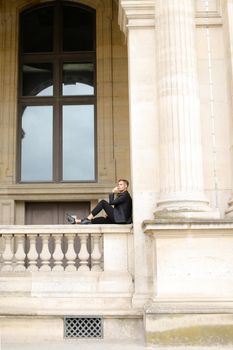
{"left": 1, "top": 341, "right": 232, "bottom": 350}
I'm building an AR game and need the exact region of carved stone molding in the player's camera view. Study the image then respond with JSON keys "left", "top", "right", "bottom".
{"left": 118, "top": 0, "right": 155, "bottom": 36}
{"left": 195, "top": 0, "right": 222, "bottom": 26}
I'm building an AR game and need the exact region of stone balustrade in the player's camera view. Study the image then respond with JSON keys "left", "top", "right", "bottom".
{"left": 0, "top": 224, "right": 134, "bottom": 317}
{"left": 0, "top": 224, "right": 133, "bottom": 273}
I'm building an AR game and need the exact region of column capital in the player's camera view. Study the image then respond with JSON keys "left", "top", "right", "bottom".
{"left": 118, "top": 0, "right": 155, "bottom": 36}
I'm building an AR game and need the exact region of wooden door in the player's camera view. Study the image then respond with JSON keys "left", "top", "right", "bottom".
{"left": 25, "top": 202, "right": 90, "bottom": 224}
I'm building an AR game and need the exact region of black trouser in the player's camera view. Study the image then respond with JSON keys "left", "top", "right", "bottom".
{"left": 91, "top": 200, "right": 115, "bottom": 224}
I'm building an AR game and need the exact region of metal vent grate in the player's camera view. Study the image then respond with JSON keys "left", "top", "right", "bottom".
{"left": 64, "top": 317, "right": 103, "bottom": 338}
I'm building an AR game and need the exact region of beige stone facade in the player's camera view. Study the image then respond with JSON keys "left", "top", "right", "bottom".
{"left": 1, "top": 0, "right": 233, "bottom": 347}
{"left": 0, "top": 0, "right": 130, "bottom": 224}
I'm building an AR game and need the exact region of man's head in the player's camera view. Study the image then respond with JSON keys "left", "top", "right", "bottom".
{"left": 117, "top": 179, "right": 129, "bottom": 192}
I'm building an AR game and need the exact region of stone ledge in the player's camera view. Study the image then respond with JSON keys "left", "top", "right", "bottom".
{"left": 0, "top": 224, "right": 133, "bottom": 234}
{"left": 0, "top": 295, "right": 140, "bottom": 316}
{"left": 0, "top": 184, "right": 116, "bottom": 201}
{"left": 144, "top": 300, "right": 233, "bottom": 314}
{"left": 143, "top": 218, "right": 233, "bottom": 236}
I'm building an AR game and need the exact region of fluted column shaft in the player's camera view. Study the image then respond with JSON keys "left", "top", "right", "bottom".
{"left": 225, "top": 0, "right": 233, "bottom": 217}
{"left": 155, "top": 0, "right": 217, "bottom": 217}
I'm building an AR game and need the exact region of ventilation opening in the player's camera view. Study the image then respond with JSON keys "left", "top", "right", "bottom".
{"left": 64, "top": 317, "right": 103, "bottom": 338}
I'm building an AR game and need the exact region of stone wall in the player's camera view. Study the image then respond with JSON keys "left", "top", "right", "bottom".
{"left": 0, "top": 0, "right": 130, "bottom": 224}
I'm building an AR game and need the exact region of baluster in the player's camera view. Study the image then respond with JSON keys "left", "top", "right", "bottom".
{"left": 91, "top": 234, "right": 102, "bottom": 271}
{"left": 1, "top": 234, "right": 14, "bottom": 272}
{"left": 78, "top": 233, "right": 90, "bottom": 271}
{"left": 0, "top": 235, "right": 4, "bottom": 255}
{"left": 14, "top": 234, "right": 26, "bottom": 271}
{"left": 0, "top": 236, "right": 3, "bottom": 267}
{"left": 27, "top": 234, "right": 39, "bottom": 272}
{"left": 40, "top": 234, "right": 51, "bottom": 271}
{"left": 52, "top": 234, "right": 64, "bottom": 271}
{"left": 65, "top": 234, "right": 77, "bottom": 271}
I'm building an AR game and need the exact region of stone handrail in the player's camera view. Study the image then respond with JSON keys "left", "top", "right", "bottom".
{"left": 0, "top": 224, "right": 133, "bottom": 273}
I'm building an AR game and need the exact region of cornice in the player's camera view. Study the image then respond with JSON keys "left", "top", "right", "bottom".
{"left": 118, "top": 0, "right": 155, "bottom": 36}
{"left": 118, "top": 0, "right": 222, "bottom": 37}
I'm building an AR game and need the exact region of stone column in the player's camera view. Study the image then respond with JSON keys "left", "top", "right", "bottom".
{"left": 224, "top": 0, "right": 233, "bottom": 217}
{"left": 155, "top": 0, "right": 219, "bottom": 218}
{"left": 0, "top": 1, "right": 17, "bottom": 184}
{"left": 119, "top": 0, "right": 159, "bottom": 306}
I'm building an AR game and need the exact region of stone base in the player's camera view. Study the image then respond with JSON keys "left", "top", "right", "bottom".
{"left": 144, "top": 311, "right": 233, "bottom": 347}
{"left": 154, "top": 194, "right": 220, "bottom": 219}
{"left": 143, "top": 219, "right": 233, "bottom": 299}
{"left": 0, "top": 316, "right": 143, "bottom": 344}
{"left": 154, "top": 206, "right": 220, "bottom": 220}
{"left": 0, "top": 271, "right": 135, "bottom": 315}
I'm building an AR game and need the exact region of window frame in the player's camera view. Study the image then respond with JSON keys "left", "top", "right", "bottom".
{"left": 17, "top": 1, "right": 97, "bottom": 184}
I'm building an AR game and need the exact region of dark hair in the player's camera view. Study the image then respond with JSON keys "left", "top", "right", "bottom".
{"left": 118, "top": 179, "right": 129, "bottom": 187}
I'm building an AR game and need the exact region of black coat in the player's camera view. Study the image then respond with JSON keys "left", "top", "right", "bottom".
{"left": 109, "top": 191, "right": 132, "bottom": 224}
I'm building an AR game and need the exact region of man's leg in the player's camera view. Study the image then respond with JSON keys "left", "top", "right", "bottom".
{"left": 71, "top": 200, "right": 115, "bottom": 224}
{"left": 91, "top": 200, "right": 115, "bottom": 222}
{"left": 91, "top": 216, "right": 113, "bottom": 224}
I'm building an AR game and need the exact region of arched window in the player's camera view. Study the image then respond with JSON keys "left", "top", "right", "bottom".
{"left": 18, "top": 1, "right": 96, "bottom": 182}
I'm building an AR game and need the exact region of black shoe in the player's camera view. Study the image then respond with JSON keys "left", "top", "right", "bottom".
{"left": 66, "top": 214, "right": 76, "bottom": 224}
{"left": 80, "top": 218, "right": 92, "bottom": 225}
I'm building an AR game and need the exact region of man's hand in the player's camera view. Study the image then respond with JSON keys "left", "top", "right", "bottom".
{"left": 112, "top": 186, "right": 119, "bottom": 193}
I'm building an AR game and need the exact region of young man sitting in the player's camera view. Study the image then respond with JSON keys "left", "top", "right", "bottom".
{"left": 67, "top": 179, "right": 132, "bottom": 225}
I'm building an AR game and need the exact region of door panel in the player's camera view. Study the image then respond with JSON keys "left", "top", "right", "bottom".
{"left": 25, "top": 202, "right": 90, "bottom": 224}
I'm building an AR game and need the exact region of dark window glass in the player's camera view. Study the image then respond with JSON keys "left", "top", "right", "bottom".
{"left": 63, "top": 62, "right": 94, "bottom": 96}
{"left": 22, "top": 63, "right": 53, "bottom": 96}
{"left": 21, "top": 106, "right": 53, "bottom": 181}
{"left": 63, "top": 5, "right": 94, "bottom": 51}
{"left": 62, "top": 105, "right": 95, "bottom": 181}
{"left": 21, "top": 7, "right": 53, "bottom": 53}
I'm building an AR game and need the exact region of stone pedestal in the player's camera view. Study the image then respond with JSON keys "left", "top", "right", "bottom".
{"left": 143, "top": 219, "right": 233, "bottom": 346}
